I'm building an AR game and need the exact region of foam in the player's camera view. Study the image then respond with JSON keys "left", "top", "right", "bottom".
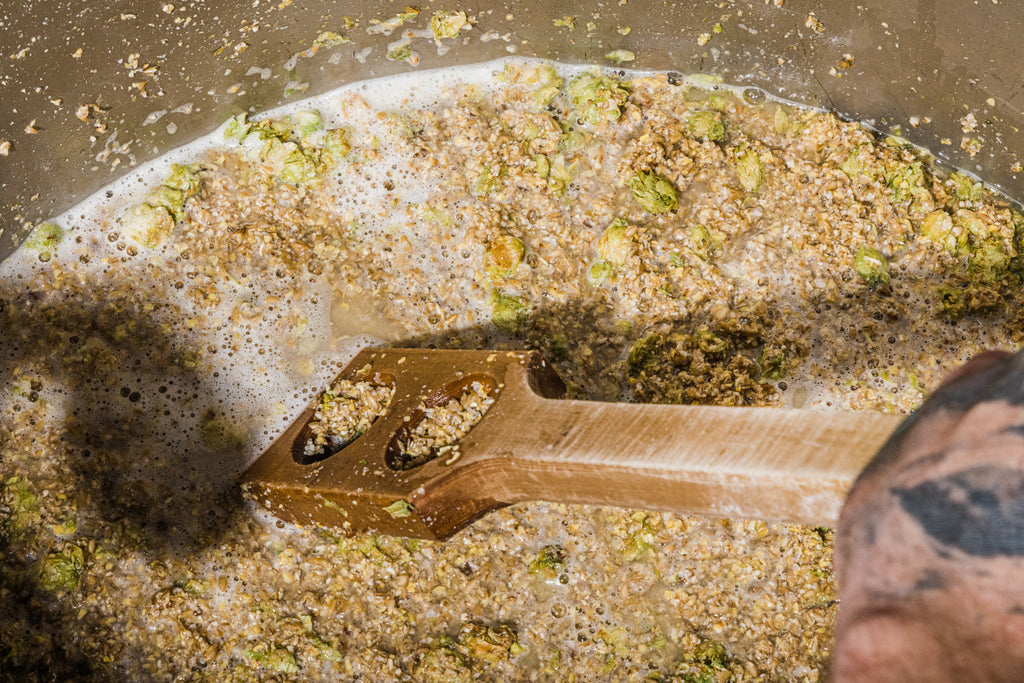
{"left": 0, "top": 58, "right": 830, "bottom": 489}
{"left": 0, "top": 61, "right": 524, "bottom": 487}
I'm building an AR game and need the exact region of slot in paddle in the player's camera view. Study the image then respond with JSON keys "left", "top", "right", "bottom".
{"left": 240, "top": 348, "right": 902, "bottom": 540}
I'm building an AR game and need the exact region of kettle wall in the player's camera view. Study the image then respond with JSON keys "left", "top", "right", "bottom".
{"left": 2, "top": 0, "right": 1021, "bottom": 258}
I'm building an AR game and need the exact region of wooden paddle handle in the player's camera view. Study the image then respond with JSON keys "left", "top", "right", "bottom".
{"left": 241, "top": 348, "right": 905, "bottom": 540}
{"left": 413, "top": 361, "right": 903, "bottom": 531}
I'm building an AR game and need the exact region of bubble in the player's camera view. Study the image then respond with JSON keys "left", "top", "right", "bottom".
{"left": 743, "top": 87, "right": 767, "bottom": 104}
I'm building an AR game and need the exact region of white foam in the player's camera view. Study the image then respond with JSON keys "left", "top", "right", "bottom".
{"left": 0, "top": 58, "right": 817, "bottom": 486}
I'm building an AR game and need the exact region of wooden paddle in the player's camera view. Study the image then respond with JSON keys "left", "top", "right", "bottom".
{"left": 241, "top": 347, "right": 903, "bottom": 540}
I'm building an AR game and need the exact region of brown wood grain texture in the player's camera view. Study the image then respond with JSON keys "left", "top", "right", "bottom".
{"left": 241, "top": 348, "right": 904, "bottom": 540}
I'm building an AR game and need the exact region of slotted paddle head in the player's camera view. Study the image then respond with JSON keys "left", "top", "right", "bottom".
{"left": 240, "top": 347, "right": 565, "bottom": 540}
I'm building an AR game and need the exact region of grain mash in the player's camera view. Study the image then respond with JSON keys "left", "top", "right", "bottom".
{"left": 2, "top": 58, "right": 1023, "bottom": 680}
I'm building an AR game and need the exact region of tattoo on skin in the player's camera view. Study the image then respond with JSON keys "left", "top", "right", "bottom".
{"left": 835, "top": 351, "right": 1024, "bottom": 682}
{"left": 893, "top": 465, "right": 1024, "bottom": 558}
{"left": 912, "top": 568, "right": 945, "bottom": 591}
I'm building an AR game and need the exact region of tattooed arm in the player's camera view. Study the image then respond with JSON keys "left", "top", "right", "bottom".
{"left": 833, "top": 350, "right": 1024, "bottom": 682}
